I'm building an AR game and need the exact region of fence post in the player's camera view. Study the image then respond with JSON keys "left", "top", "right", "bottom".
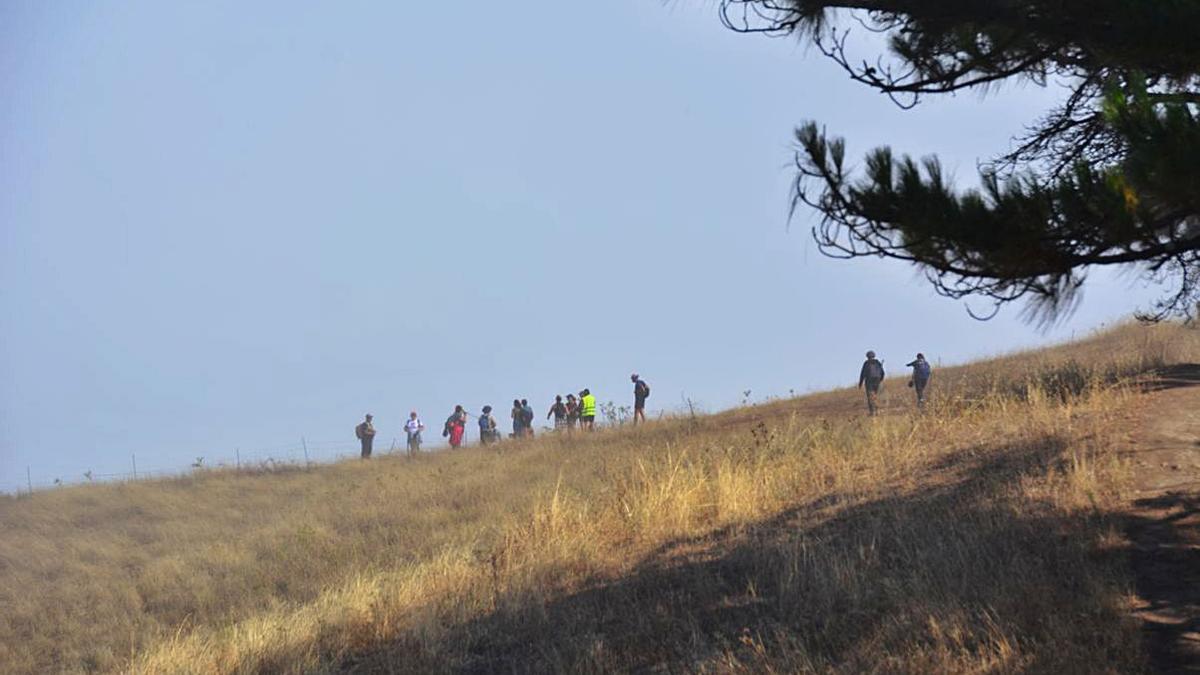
{"left": 302, "top": 437, "right": 310, "bottom": 467}
{"left": 26, "top": 466, "right": 32, "bottom": 495}
{"left": 235, "top": 448, "right": 241, "bottom": 471}
{"left": 131, "top": 454, "right": 138, "bottom": 480}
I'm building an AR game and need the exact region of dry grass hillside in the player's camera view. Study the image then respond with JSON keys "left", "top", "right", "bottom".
{"left": 2, "top": 322, "right": 1198, "bottom": 674}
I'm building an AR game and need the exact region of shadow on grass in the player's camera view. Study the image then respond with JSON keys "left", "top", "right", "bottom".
{"left": 1128, "top": 492, "right": 1200, "bottom": 673}
{"left": 1129, "top": 361, "right": 1200, "bottom": 671}
{"left": 1142, "top": 363, "right": 1200, "bottom": 392}
{"left": 338, "top": 433, "right": 1139, "bottom": 673}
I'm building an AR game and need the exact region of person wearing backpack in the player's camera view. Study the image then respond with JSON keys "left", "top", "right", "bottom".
{"left": 631, "top": 373, "right": 650, "bottom": 425}
{"left": 443, "top": 405, "right": 468, "bottom": 448}
{"left": 355, "top": 413, "right": 376, "bottom": 459}
{"left": 858, "top": 351, "right": 886, "bottom": 416}
{"left": 478, "top": 405, "right": 499, "bottom": 445}
{"left": 906, "top": 353, "right": 933, "bottom": 409}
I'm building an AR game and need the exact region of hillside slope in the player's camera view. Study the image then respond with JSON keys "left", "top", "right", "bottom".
{"left": 1, "top": 323, "right": 1198, "bottom": 674}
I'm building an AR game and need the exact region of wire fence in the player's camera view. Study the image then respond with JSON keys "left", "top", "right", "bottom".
{"left": 1, "top": 436, "right": 420, "bottom": 497}
{"left": 3, "top": 402, "right": 672, "bottom": 497}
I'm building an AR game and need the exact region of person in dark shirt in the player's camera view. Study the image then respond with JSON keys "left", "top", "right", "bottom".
{"left": 521, "top": 399, "right": 535, "bottom": 437}
{"left": 547, "top": 395, "right": 568, "bottom": 430}
{"left": 906, "top": 353, "right": 933, "bottom": 409}
{"left": 565, "top": 394, "right": 580, "bottom": 432}
{"left": 631, "top": 373, "right": 650, "bottom": 425}
{"left": 511, "top": 399, "right": 524, "bottom": 438}
{"left": 858, "top": 351, "right": 885, "bottom": 416}
{"left": 355, "top": 414, "right": 376, "bottom": 458}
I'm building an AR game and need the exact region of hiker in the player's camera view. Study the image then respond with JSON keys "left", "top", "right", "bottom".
{"left": 631, "top": 373, "right": 650, "bottom": 425}
{"left": 479, "top": 405, "right": 499, "bottom": 445}
{"left": 580, "top": 389, "right": 597, "bottom": 431}
{"left": 858, "top": 351, "right": 886, "bottom": 416}
{"left": 906, "top": 353, "right": 933, "bottom": 409}
{"left": 565, "top": 393, "right": 580, "bottom": 431}
{"left": 521, "top": 399, "right": 535, "bottom": 437}
{"left": 403, "top": 411, "right": 424, "bottom": 455}
{"left": 511, "top": 399, "right": 524, "bottom": 438}
{"left": 547, "top": 395, "right": 568, "bottom": 430}
{"left": 355, "top": 414, "right": 376, "bottom": 459}
{"left": 443, "top": 405, "right": 468, "bottom": 448}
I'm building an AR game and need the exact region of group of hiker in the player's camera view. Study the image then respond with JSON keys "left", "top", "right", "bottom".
{"left": 353, "top": 374, "right": 651, "bottom": 458}
{"left": 519, "top": 389, "right": 596, "bottom": 436}
{"left": 354, "top": 355, "right": 929, "bottom": 459}
{"left": 858, "top": 350, "right": 933, "bottom": 416}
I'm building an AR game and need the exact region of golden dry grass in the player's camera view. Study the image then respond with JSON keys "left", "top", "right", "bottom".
{"left": 2, "top": 322, "right": 1198, "bottom": 674}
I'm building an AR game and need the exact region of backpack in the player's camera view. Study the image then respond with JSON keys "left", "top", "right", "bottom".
{"left": 637, "top": 380, "right": 650, "bottom": 399}
{"left": 865, "top": 360, "right": 884, "bottom": 381}
{"left": 914, "top": 360, "right": 931, "bottom": 380}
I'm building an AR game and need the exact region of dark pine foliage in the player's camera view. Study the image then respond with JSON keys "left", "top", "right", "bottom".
{"left": 721, "top": 0, "right": 1200, "bottom": 321}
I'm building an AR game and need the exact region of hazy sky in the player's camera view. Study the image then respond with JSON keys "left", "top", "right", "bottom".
{"left": 0, "top": 2, "right": 1160, "bottom": 490}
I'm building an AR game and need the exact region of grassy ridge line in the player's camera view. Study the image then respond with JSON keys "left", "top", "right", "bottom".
{"left": 131, "top": 324, "right": 1198, "bottom": 672}
{"left": 132, "top": 385, "right": 1138, "bottom": 673}
{"left": 1, "top": 322, "right": 1196, "bottom": 673}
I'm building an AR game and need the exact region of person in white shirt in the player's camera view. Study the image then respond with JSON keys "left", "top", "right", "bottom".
{"left": 404, "top": 411, "right": 425, "bottom": 456}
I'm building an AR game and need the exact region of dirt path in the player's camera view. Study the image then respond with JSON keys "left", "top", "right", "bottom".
{"left": 1127, "top": 364, "right": 1200, "bottom": 673}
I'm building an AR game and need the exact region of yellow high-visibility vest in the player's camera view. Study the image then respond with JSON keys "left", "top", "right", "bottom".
{"left": 581, "top": 395, "right": 596, "bottom": 417}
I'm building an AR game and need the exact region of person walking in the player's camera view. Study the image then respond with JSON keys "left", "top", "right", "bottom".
{"left": 403, "top": 411, "right": 424, "bottom": 456}
{"left": 631, "top": 373, "right": 650, "bottom": 426}
{"left": 906, "top": 353, "right": 933, "bottom": 409}
{"left": 580, "top": 389, "right": 597, "bottom": 431}
{"left": 355, "top": 413, "right": 376, "bottom": 459}
{"left": 565, "top": 394, "right": 580, "bottom": 432}
{"left": 443, "top": 405, "right": 468, "bottom": 448}
{"left": 858, "top": 351, "right": 886, "bottom": 416}
{"left": 547, "top": 395, "right": 568, "bottom": 430}
{"left": 479, "top": 405, "right": 499, "bottom": 445}
{"left": 511, "top": 399, "right": 525, "bottom": 438}
{"left": 521, "top": 399, "right": 535, "bottom": 437}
